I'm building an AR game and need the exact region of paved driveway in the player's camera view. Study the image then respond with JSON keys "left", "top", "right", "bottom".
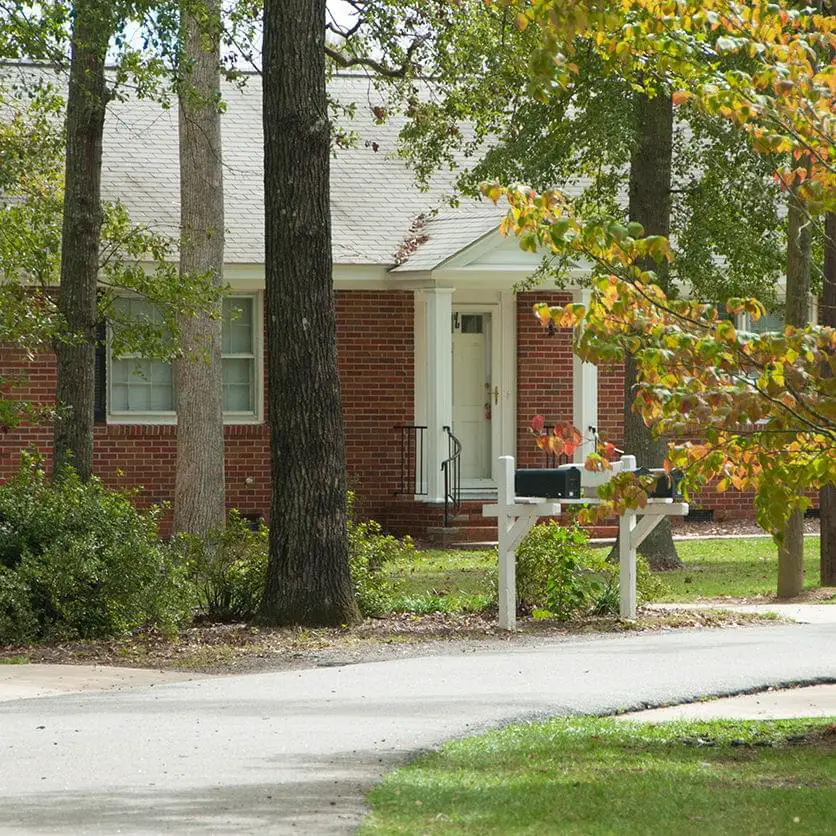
{"left": 1, "top": 623, "right": 833, "bottom": 834}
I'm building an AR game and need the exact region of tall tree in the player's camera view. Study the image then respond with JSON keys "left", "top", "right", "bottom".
{"left": 777, "top": 183, "right": 812, "bottom": 598}
{"left": 624, "top": 91, "right": 682, "bottom": 570}
{"left": 259, "top": 0, "right": 360, "bottom": 625}
{"left": 173, "top": 0, "right": 226, "bottom": 536}
{"left": 822, "top": 211, "right": 836, "bottom": 586}
{"left": 53, "top": 0, "right": 115, "bottom": 478}
{"left": 818, "top": 0, "right": 835, "bottom": 587}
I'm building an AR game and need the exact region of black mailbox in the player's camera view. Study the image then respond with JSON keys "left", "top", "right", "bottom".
{"left": 515, "top": 468, "right": 581, "bottom": 499}
{"left": 632, "top": 468, "right": 685, "bottom": 499}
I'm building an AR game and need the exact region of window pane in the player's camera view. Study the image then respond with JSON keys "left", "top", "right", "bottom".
{"left": 223, "top": 298, "right": 254, "bottom": 355}
{"left": 111, "top": 383, "right": 129, "bottom": 411}
{"left": 127, "top": 383, "right": 151, "bottom": 412}
{"left": 223, "top": 358, "right": 254, "bottom": 411}
{"left": 110, "top": 358, "right": 174, "bottom": 412}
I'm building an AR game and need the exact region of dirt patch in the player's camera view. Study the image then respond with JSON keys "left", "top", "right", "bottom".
{"left": 0, "top": 607, "right": 779, "bottom": 675}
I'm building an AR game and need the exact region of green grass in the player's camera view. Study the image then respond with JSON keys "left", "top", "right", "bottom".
{"left": 664, "top": 536, "right": 826, "bottom": 601}
{"left": 385, "top": 549, "right": 495, "bottom": 613}
{"left": 380, "top": 535, "right": 832, "bottom": 616}
{"left": 361, "top": 717, "right": 836, "bottom": 835}
{"left": 0, "top": 654, "right": 29, "bottom": 664}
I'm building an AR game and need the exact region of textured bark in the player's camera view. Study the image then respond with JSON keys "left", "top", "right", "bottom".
{"left": 53, "top": 1, "right": 112, "bottom": 479}
{"left": 258, "top": 0, "right": 360, "bottom": 625}
{"left": 173, "top": 0, "right": 226, "bottom": 536}
{"left": 777, "top": 187, "right": 812, "bottom": 598}
{"left": 624, "top": 91, "right": 682, "bottom": 571}
{"left": 820, "top": 212, "right": 836, "bottom": 586}
{"left": 778, "top": 505, "right": 805, "bottom": 599}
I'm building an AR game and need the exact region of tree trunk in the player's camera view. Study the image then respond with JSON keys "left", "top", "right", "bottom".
{"left": 173, "top": 0, "right": 226, "bottom": 536}
{"left": 778, "top": 504, "right": 805, "bottom": 599}
{"left": 624, "top": 91, "right": 682, "bottom": 570}
{"left": 53, "top": 0, "right": 112, "bottom": 479}
{"left": 259, "top": 0, "right": 360, "bottom": 626}
{"left": 778, "top": 186, "right": 812, "bottom": 598}
{"left": 819, "top": 211, "right": 836, "bottom": 586}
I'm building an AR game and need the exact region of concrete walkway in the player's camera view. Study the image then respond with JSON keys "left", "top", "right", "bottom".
{"left": 0, "top": 664, "right": 203, "bottom": 703}
{"left": 0, "top": 623, "right": 834, "bottom": 834}
{"left": 650, "top": 602, "right": 836, "bottom": 624}
{"left": 621, "top": 682, "right": 836, "bottom": 721}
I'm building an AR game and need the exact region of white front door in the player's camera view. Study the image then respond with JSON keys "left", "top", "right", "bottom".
{"left": 452, "top": 312, "right": 492, "bottom": 482}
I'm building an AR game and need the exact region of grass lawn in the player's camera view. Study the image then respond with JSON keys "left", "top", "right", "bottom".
{"left": 385, "top": 536, "right": 831, "bottom": 614}
{"left": 385, "top": 549, "right": 495, "bottom": 613}
{"left": 361, "top": 717, "right": 836, "bottom": 835}
{"left": 665, "top": 536, "right": 825, "bottom": 601}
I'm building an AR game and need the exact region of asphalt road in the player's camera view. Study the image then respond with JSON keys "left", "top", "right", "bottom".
{"left": 1, "top": 623, "right": 834, "bottom": 835}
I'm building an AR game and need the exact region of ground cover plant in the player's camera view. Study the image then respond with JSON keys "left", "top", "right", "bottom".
{"left": 385, "top": 549, "right": 495, "bottom": 614}
{"left": 361, "top": 716, "right": 836, "bottom": 835}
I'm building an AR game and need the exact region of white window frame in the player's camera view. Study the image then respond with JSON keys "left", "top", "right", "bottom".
{"left": 107, "top": 291, "right": 264, "bottom": 426}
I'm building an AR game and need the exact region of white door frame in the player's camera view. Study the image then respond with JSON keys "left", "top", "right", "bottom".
{"left": 414, "top": 290, "right": 516, "bottom": 498}
{"left": 452, "top": 300, "right": 515, "bottom": 489}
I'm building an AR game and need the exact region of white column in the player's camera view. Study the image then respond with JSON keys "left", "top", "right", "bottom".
{"left": 572, "top": 288, "right": 598, "bottom": 465}
{"left": 425, "top": 287, "right": 455, "bottom": 503}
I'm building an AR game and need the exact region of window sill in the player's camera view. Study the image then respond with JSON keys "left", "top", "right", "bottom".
{"left": 106, "top": 413, "right": 264, "bottom": 426}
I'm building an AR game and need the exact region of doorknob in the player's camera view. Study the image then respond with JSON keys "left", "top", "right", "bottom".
{"left": 494, "top": 386, "right": 499, "bottom": 405}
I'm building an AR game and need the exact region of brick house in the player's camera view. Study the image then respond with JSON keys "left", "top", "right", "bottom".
{"left": 1, "top": 71, "right": 763, "bottom": 537}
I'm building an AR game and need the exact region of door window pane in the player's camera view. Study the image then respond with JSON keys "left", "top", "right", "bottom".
{"left": 460, "top": 314, "right": 484, "bottom": 334}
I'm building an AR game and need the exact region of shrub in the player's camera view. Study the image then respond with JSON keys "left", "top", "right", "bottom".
{"left": 0, "top": 567, "right": 38, "bottom": 645}
{"left": 587, "top": 555, "right": 666, "bottom": 616}
{"left": 175, "top": 510, "right": 268, "bottom": 623}
{"left": 514, "top": 521, "right": 666, "bottom": 620}
{"left": 0, "top": 456, "right": 192, "bottom": 642}
{"left": 348, "top": 493, "right": 414, "bottom": 616}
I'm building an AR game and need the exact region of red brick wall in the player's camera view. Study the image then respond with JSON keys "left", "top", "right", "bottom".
{"left": 0, "top": 290, "right": 415, "bottom": 529}
{"left": 2, "top": 289, "right": 809, "bottom": 526}
{"left": 516, "top": 292, "right": 574, "bottom": 468}
{"left": 597, "top": 363, "right": 625, "bottom": 450}
{"left": 336, "top": 291, "right": 415, "bottom": 518}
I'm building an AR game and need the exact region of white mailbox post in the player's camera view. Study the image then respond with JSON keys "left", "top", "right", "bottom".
{"left": 483, "top": 457, "right": 561, "bottom": 630}
{"left": 483, "top": 456, "right": 689, "bottom": 629}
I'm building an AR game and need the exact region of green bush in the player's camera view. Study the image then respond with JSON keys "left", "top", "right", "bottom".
{"left": 175, "top": 510, "right": 268, "bottom": 623}
{"left": 515, "top": 522, "right": 597, "bottom": 619}
{"left": 514, "top": 521, "right": 666, "bottom": 620}
{"left": 0, "top": 566, "right": 38, "bottom": 645}
{"left": 0, "top": 456, "right": 192, "bottom": 643}
{"left": 348, "top": 493, "right": 414, "bottom": 616}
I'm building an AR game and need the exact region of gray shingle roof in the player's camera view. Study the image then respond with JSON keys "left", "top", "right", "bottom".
{"left": 99, "top": 72, "right": 490, "bottom": 268}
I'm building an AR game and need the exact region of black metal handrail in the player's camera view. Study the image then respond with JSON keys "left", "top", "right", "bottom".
{"left": 394, "top": 425, "right": 428, "bottom": 496}
{"left": 541, "top": 424, "right": 571, "bottom": 469}
{"left": 441, "top": 425, "right": 462, "bottom": 526}
{"left": 540, "top": 424, "right": 598, "bottom": 468}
